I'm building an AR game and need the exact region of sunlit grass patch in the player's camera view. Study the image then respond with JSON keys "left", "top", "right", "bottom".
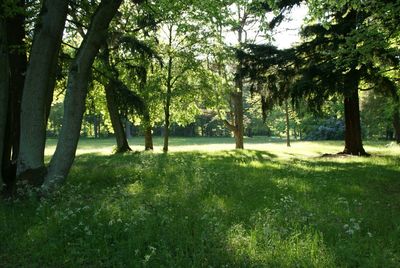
{"left": 2, "top": 138, "right": 400, "bottom": 267}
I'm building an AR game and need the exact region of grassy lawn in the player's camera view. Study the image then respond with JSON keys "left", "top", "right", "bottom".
{"left": 1, "top": 137, "right": 400, "bottom": 267}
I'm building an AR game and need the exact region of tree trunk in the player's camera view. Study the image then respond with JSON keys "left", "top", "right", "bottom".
{"left": 2, "top": 2, "right": 27, "bottom": 194}
{"left": 0, "top": 17, "right": 9, "bottom": 193}
{"left": 43, "top": 0, "right": 123, "bottom": 193}
{"left": 163, "top": 53, "right": 173, "bottom": 152}
{"left": 105, "top": 82, "right": 131, "bottom": 153}
{"left": 99, "top": 44, "right": 130, "bottom": 152}
{"left": 232, "top": 89, "right": 244, "bottom": 149}
{"left": 393, "top": 103, "right": 400, "bottom": 144}
{"left": 232, "top": 16, "right": 245, "bottom": 149}
{"left": 342, "top": 85, "right": 367, "bottom": 155}
{"left": 17, "top": 0, "right": 68, "bottom": 180}
{"left": 285, "top": 99, "right": 291, "bottom": 147}
{"left": 144, "top": 126, "right": 153, "bottom": 150}
{"left": 163, "top": 89, "right": 171, "bottom": 152}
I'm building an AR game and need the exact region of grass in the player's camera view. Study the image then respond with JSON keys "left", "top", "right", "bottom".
{"left": 1, "top": 137, "right": 400, "bottom": 267}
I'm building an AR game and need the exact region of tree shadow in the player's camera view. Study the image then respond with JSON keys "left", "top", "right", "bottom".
{"left": 1, "top": 150, "right": 399, "bottom": 267}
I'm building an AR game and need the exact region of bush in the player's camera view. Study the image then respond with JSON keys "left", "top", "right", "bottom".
{"left": 304, "top": 117, "right": 345, "bottom": 140}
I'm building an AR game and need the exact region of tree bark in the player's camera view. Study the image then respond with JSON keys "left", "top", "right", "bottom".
{"left": 105, "top": 82, "right": 131, "bottom": 153}
{"left": 17, "top": 0, "right": 68, "bottom": 180}
{"left": 232, "top": 89, "right": 244, "bottom": 149}
{"left": 232, "top": 11, "right": 245, "bottom": 149}
{"left": 0, "top": 17, "right": 9, "bottom": 192}
{"left": 163, "top": 54, "right": 173, "bottom": 152}
{"left": 285, "top": 99, "right": 291, "bottom": 147}
{"left": 342, "top": 81, "right": 367, "bottom": 155}
{"left": 43, "top": 0, "right": 123, "bottom": 192}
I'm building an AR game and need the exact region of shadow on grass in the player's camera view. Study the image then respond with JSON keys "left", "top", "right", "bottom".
{"left": 1, "top": 150, "right": 400, "bottom": 267}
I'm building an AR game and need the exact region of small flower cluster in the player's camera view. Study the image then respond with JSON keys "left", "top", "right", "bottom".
{"left": 343, "top": 218, "right": 361, "bottom": 235}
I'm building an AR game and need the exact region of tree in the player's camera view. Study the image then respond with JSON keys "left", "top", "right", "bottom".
{"left": 17, "top": 0, "right": 69, "bottom": 183}
{"left": 0, "top": 0, "right": 28, "bottom": 194}
{"left": 43, "top": 0, "right": 123, "bottom": 192}
{"left": 306, "top": 0, "right": 400, "bottom": 146}
{"left": 150, "top": 0, "right": 223, "bottom": 152}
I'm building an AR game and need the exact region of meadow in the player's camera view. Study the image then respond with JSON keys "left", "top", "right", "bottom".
{"left": 1, "top": 137, "right": 400, "bottom": 267}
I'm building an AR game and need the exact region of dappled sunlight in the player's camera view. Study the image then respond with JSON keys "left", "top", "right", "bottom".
{"left": 3, "top": 138, "right": 400, "bottom": 266}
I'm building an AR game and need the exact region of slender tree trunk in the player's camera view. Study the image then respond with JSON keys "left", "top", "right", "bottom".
{"left": 232, "top": 12, "right": 245, "bottom": 149}
{"left": 0, "top": 17, "right": 9, "bottom": 193}
{"left": 163, "top": 54, "right": 173, "bottom": 152}
{"left": 17, "top": 0, "right": 68, "bottom": 181}
{"left": 99, "top": 44, "right": 131, "bottom": 152}
{"left": 285, "top": 99, "right": 291, "bottom": 147}
{"left": 105, "top": 82, "right": 131, "bottom": 153}
{"left": 43, "top": 0, "right": 123, "bottom": 192}
{"left": 342, "top": 79, "right": 367, "bottom": 155}
{"left": 393, "top": 103, "right": 400, "bottom": 144}
{"left": 163, "top": 89, "right": 171, "bottom": 152}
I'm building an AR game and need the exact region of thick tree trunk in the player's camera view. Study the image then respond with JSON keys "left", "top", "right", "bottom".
{"left": 105, "top": 82, "right": 131, "bottom": 153}
{"left": 342, "top": 86, "right": 367, "bottom": 155}
{"left": 0, "top": 18, "right": 9, "bottom": 192}
{"left": 393, "top": 104, "right": 400, "bottom": 144}
{"left": 2, "top": 2, "right": 27, "bottom": 194}
{"left": 43, "top": 0, "right": 123, "bottom": 192}
{"left": 144, "top": 126, "right": 153, "bottom": 150}
{"left": 285, "top": 99, "right": 291, "bottom": 147}
{"left": 17, "top": 0, "right": 68, "bottom": 180}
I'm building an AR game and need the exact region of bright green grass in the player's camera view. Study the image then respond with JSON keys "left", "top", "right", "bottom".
{"left": 1, "top": 137, "right": 400, "bottom": 267}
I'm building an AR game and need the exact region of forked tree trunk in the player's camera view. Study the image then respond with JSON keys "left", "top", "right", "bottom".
{"left": 285, "top": 99, "right": 291, "bottom": 147}
{"left": 17, "top": 0, "right": 68, "bottom": 180}
{"left": 43, "top": 0, "right": 123, "bottom": 192}
{"left": 105, "top": 82, "right": 131, "bottom": 153}
{"left": 393, "top": 104, "right": 400, "bottom": 144}
{"left": 0, "top": 18, "right": 9, "bottom": 192}
{"left": 342, "top": 84, "right": 367, "bottom": 155}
